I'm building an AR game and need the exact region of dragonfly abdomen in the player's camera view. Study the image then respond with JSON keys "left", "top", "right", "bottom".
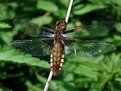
{"left": 50, "top": 42, "right": 64, "bottom": 76}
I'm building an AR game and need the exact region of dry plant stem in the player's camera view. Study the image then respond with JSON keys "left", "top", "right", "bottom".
{"left": 44, "top": 70, "right": 53, "bottom": 91}
{"left": 44, "top": 0, "right": 73, "bottom": 91}
{"left": 65, "top": 0, "right": 73, "bottom": 23}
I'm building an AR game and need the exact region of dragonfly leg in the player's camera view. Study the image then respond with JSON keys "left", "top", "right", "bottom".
{"left": 43, "top": 27, "right": 54, "bottom": 34}
{"left": 63, "top": 29, "right": 74, "bottom": 34}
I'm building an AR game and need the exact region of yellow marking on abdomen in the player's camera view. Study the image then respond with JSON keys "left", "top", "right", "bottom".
{"left": 61, "top": 58, "right": 64, "bottom": 63}
{"left": 62, "top": 54, "right": 64, "bottom": 58}
{"left": 50, "top": 58, "right": 53, "bottom": 62}
{"left": 60, "top": 63, "right": 63, "bottom": 66}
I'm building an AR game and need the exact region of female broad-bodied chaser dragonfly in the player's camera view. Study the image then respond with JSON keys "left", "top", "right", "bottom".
{"left": 11, "top": 18, "right": 116, "bottom": 76}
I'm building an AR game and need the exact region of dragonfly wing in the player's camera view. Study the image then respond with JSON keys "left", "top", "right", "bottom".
{"left": 10, "top": 39, "right": 53, "bottom": 56}
{"left": 41, "top": 27, "right": 54, "bottom": 38}
{"left": 13, "top": 18, "right": 54, "bottom": 37}
{"left": 66, "top": 20, "right": 115, "bottom": 38}
{"left": 64, "top": 40, "right": 116, "bottom": 56}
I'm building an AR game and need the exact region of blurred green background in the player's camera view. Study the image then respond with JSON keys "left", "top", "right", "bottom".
{"left": 0, "top": 0, "right": 121, "bottom": 91}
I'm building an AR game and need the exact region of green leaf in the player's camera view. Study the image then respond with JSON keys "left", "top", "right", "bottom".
{"left": 115, "top": 22, "right": 121, "bottom": 33}
{"left": 0, "top": 22, "right": 11, "bottom": 29}
{"left": 64, "top": 74, "right": 74, "bottom": 82}
{"left": 37, "top": 0, "right": 58, "bottom": 12}
{"left": 26, "top": 80, "right": 43, "bottom": 91}
{"left": 112, "top": 0, "right": 121, "bottom": 6}
{"left": 74, "top": 65, "right": 98, "bottom": 78}
{"left": 0, "top": 4, "right": 15, "bottom": 20}
{"left": 0, "top": 47, "right": 50, "bottom": 69}
{"left": 30, "top": 16, "right": 52, "bottom": 26}
{"left": 113, "top": 35, "right": 121, "bottom": 46}
{"left": 59, "top": 0, "right": 69, "bottom": 6}
{"left": 0, "top": 72, "right": 23, "bottom": 79}
{"left": 89, "top": 0, "right": 113, "bottom": 4}
{"left": 36, "top": 73, "right": 46, "bottom": 83}
{"left": 0, "top": 29, "right": 18, "bottom": 44}
{"left": 53, "top": 9, "right": 66, "bottom": 19}
{"left": 0, "top": 87, "right": 12, "bottom": 91}
{"left": 73, "top": 4, "right": 107, "bottom": 15}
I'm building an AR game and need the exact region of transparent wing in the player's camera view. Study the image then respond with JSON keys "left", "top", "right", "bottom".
{"left": 13, "top": 18, "right": 54, "bottom": 37}
{"left": 66, "top": 20, "right": 115, "bottom": 38}
{"left": 10, "top": 39, "right": 53, "bottom": 56}
{"left": 64, "top": 40, "right": 116, "bottom": 56}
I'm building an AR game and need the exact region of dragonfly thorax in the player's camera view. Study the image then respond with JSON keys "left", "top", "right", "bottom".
{"left": 54, "top": 20, "right": 66, "bottom": 42}
{"left": 55, "top": 20, "right": 67, "bottom": 31}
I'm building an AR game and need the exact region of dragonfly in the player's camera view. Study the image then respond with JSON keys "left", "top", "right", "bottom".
{"left": 11, "top": 19, "right": 116, "bottom": 76}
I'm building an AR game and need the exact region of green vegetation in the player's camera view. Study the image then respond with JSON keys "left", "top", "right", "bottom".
{"left": 0, "top": 0, "right": 121, "bottom": 91}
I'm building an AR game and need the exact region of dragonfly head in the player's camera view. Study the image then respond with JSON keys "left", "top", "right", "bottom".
{"left": 56, "top": 20, "right": 67, "bottom": 30}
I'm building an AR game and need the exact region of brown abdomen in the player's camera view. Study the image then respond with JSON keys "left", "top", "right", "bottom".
{"left": 50, "top": 42, "right": 64, "bottom": 76}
